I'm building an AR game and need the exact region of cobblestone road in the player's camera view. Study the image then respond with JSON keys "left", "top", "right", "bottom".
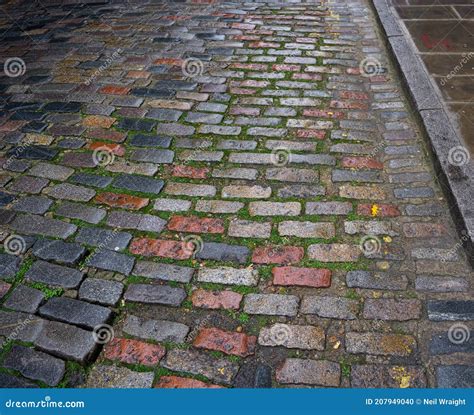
{"left": 0, "top": 0, "right": 472, "bottom": 388}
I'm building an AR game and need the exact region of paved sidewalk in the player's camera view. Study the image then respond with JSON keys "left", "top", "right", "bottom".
{"left": 0, "top": 0, "right": 472, "bottom": 388}
{"left": 392, "top": 0, "right": 474, "bottom": 154}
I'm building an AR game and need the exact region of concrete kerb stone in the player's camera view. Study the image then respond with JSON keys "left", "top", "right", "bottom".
{"left": 371, "top": 0, "right": 474, "bottom": 267}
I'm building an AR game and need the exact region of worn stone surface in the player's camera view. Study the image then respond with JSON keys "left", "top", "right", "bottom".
{"left": 244, "top": 294, "right": 299, "bottom": 316}
{"left": 301, "top": 296, "right": 359, "bottom": 320}
{"left": 25, "top": 260, "right": 84, "bottom": 289}
{"left": 194, "top": 327, "right": 257, "bottom": 357}
{"left": 363, "top": 299, "right": 422, "bottom": 321}
{"left": 436, "top": 365, "right": 474, "bottom": 388}
{"left": 196, "top": 242, "right": 249, "bottom": 264}
{"left": 0, "top": 311, "right": 45, "bottom": 343}
{"left": 86, "top": 250, "right": 135, "bottom": 275}
{"left": 346, "top": 332, "right": 417, "bottom": 356}
{"left": 32, "top": 239, "right": 86, "bottom": 265}
{"left": 276, "top": 359, "right": 340, "bottom": 386}
{"left": 3, "top": 285, "right": 44, "bottom": 313}
{"left": 123, "top": 315, "right": 189, "bottom": 343}
{"left": 55, "top": 201, "right": 106, "bottom": 224}
{"left": 39, "top": 297, "right": 112, "bottom": 329}
{"left": 34, "top": 320, "right": 97, "bottom": 363}
{"left": 103, "top": 337, "right": 165, "bottom": 367}
{"left": 192, "top": 289, "right": 242, "bottom": 310}
{"left": 351, "top": 365, "right": 427, "bottom": 388}
{"left": 3, "top": 345, "right": 65, "bottom": 386}
{"left": 427, "top": 301, "right": 474, "bottom": 321}
{"left": 124, "top": 284, "right": 186, "bottom": 307}
{"left": 79, "top": 278, "right": 124, "bottom": 306}
{"left": 0, "top": 253, "right": 21, "bottom": 278}
{"left": 308, "top": 244, "right": 360, "bottom": 262}
{"left": 346, "top": 271, "right": 408, "bottom": 290}
{"left": 9, "top": 214, "right": 77, "bottom": 239}
{"left": 273, "top": 267, "right": 331, "bottom": 288}
{"left": 85, "top": 364, "right": 154, "bottom": 388}
{"left": 259, "top": 324, "right": 325, "bottom": 350}
{"left": 197, "top": 267, "right": 258, "bottom": 286}
{"left": 154, "top": 376, "right": 223, "bottom": 389}
{"left": 132, "top": 261, "right": 194, "bottom": 283}
{"left": 162, "top": 349, "right": 239, "bottom": 385}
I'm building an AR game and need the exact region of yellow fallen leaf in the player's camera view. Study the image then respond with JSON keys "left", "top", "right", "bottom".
{"left": 377, "top": 261, "right": 390, "bottom": 270}
{"left": 371, "top": 204, "right": 379, "bottom": 217}
{"left": 383, "top": 236, "right": 392, "bottom": 243}
{"left": 391, "top": 366, "right": 411, "bottom": 388}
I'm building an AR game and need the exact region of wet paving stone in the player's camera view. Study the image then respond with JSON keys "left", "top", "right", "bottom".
{"left": 85, "top": 364, "right": 154, "bottom": 388}
{"left": 39, "top": 297, "right": 112, "bottom": 329}
{"left": 132, "top": 261, "right": 194, "bottom": 283}
{"left": 78, "top": 278, "right": 124, "bottom": 306}
{"left": 276, "top": 359, "right": 340, "bottom": 387}
{"left": 427, "top": 301, "right": 474, "bottom": 321}
{"left": 75, "top": 227, "right": 132, "bottom": 251}
{"left": 0, "top": 373, "right": 38, "bottom": 388}
{"left": 196, "top": 242, "right": 249, "bottom": 264}
{"left": 34, "top": 320, "right": 97, "bottom": 363}
{"left": 162, "top": 349, "right": 239, "bottom": 385}
{"left": 6, "top": 145, "right": 58, "bottom": 160}
{"left": 103, "top": 337, "right": 165, "bottom": 367}
{"left": 9, "top": 213, "right": 77, "bottom": 239}
{"left": 351, "top": 365, "right": 426, "bottom": 388}
{"left": 112, "top": 175, "right": 164, "bottom": 195}
{"left": 436, "top": 365, "right": 474, "bottom": 388}
{"left": 3, "top": 285, "right": 44, "bottom": 313}
{"left": 3, "top": 345, "right": 65, "bottom": 386}
{"left": 11, "top": 196, "right": 53, "bottom": 214}
{"left": 25, "top": 260, "right": 84, "bottom": 289}
{"left": 55, "top": 201, "right": 106, "bottom": 224}
{"left": 0, "top": 253, "right": 21, "bottom": 278}
{"left": 32, "top": 239, "right": 86, "bottom": 265}
{"left": 124, "top": 284, "right": 186, "bottom": 307}
{"left": 85, "top": 250, "right": 135, "bottom": 275}
{"left": 123, "top": 315, "right": 189, "bottom": 343}
{"left": 69, "top": 173, "right": 113, "bottom": 188}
